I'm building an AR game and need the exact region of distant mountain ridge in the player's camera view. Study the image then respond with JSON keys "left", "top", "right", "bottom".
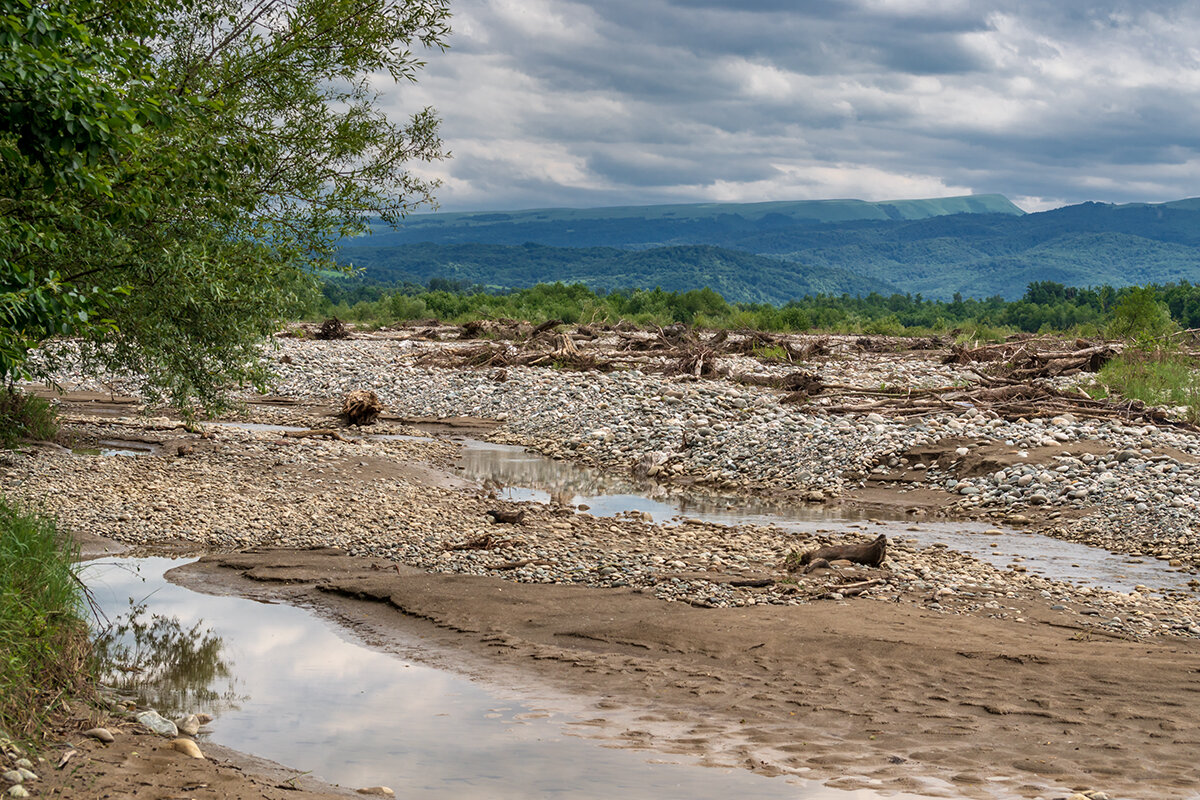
{"left": 359, "top": 194, "right": 1023, "bottom": 250}
{"left": 336, "top": 195, "right": 1200, "bottom": 302}
{"left": 338, "top": 242, "right": 895, "bottom": 304}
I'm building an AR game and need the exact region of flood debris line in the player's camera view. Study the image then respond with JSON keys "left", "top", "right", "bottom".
{"left": 943, "top": 337, "right": 1121, "bottom": 377}
{"left": 810, "top": 379, "right": 1181, "bottom": 426}
{"left": 400, "top": 325, "right": 1167, "bottom": 426}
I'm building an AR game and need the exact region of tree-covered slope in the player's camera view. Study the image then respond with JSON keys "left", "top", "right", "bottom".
{"left": 337, "top": 242, "right": 895, "bottom": 304}
{"left": 339, "top": 196, "right": 1200, "bottom": 301}
{"left": 759, "top": 202, "right": 1200, "bottom": 298}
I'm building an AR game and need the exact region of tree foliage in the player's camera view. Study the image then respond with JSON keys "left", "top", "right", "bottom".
{"left": 0, "top": 0, "right": 449, "bottom": 410}
{"left": 313, "top": 278, "right": 1200, "bottom": 340}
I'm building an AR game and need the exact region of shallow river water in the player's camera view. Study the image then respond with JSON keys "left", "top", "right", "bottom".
{"left": 448, "top": 438, "right": 1192, "bottom": 595}
{"left": 83, "top": 557, "right": 947, "bottom": 800}
{"left": 190, "top": 420, "right": 1196, "bottom": 593}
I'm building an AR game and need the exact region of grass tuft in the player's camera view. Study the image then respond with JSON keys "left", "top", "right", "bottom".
{"left": 0, "top": 497, "right": 92, "bottom": 742}
{"left": 0, "top": 390, "right": 58, "bottom": 448}
{"left": 1091, "top": 350, "right": 1200, "bottom": 422}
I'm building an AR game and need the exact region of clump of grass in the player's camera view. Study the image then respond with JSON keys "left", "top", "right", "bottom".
{"left": 751, "top": 343, "right": 789, "bottom": 362}
{"left": 0, "top": 497, "right": 92, "bottom": 741}
{"left": 0, "top": 390, "right": 58, "bottom": 448}
{"left": 1091, "top": 350, "right": 1200, "bottom": 422}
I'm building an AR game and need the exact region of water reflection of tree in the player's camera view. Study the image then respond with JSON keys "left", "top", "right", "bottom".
{"left": 94, "top": 603, "right": 242, "bottom": 719}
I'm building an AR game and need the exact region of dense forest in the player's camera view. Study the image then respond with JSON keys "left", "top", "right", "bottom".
{"left": 335, "top": 242, "right": 894, "bottom": 304}
{"left": 316, "top": 278, "right": 1200, "bottom": 337}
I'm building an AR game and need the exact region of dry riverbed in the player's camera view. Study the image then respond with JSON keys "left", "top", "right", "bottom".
{"left": 7, "top": 330, "right": 1200, "bottom": 799}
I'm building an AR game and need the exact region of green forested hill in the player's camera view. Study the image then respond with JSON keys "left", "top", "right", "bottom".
{"left": 337, "top": 243, "right": 895, "bottom": 305}
{"left": 758, "top": 202, "right": 1200, "bottom": 298}
{"left": 336, "top": 196, "right": 1200, "bottom": 301}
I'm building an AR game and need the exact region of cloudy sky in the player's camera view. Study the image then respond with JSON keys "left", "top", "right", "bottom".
{"left": 387, "top": 0, "right": 1200, "bottom": 213}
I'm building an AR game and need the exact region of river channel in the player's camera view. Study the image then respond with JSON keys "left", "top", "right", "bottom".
{"left": 72, "top": 420, "right": 1192, "bottom": 798}
{"left": 83, "top": 557, "right": 948, "bottom": 800}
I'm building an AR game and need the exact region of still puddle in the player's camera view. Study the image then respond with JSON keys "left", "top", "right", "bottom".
{"left": 454, "top": 439, "right": 900, "bottom": 523}
{"left": 73, "top": 439, "right": 161, "bottom": 457}
{"left": 83, "top": 557, "right": 939, "bottom": 800}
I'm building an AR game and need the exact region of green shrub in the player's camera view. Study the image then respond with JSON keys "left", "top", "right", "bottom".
{"left": 863, "top": 314, "right": 905, "bottom": 336}
{"left": 0, "top": 498, "right": 91, "bottom": 740}
{"left": 1107, "top": 287, "right": 1178, "bottom": 342}
{"left": 751, "top": 343, "right": 789, "bottom": 361}
{"left": 385, "top": 294, "right": 429, "bottom": 321}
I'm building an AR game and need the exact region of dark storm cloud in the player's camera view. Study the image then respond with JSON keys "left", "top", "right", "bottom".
{"left": 390, "top": 0, "right": 1200, "bottom": 212}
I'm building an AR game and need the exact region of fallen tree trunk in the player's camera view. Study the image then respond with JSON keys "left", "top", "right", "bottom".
{"left": 789, "top": 534, "right": 887, "bottom": 572}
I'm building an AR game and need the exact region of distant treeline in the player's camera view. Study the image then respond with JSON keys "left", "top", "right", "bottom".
{"left": 313, "top": 279, "right": 1200, "bottom": 337}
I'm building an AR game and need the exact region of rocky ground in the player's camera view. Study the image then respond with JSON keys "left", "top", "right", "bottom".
{"left": 7, "top": 328, "right": 1200, "bottom": 798}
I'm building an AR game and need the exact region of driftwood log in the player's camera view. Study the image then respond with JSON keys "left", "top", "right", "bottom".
{"left": 792, "top": 534, "right": 887, "bottom": 572}
{"left": 342, "top": 389, "right": 383, "bottom": 425}
{"left": 491, "top": 558, "right": 552, "bottom": 570}
{"left": 281, "top": 428, "right": 353, "bottom": 442}
{"left": 531, "top": 318, "right": 564, "bottom": 337}
{"left": 445, "top": 534, "right": 518, "bottom": 551}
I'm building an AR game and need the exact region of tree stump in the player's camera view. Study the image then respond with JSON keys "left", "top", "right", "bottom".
{"left": 342, "top": 389, "right": 383, "bottom": 425}
{"left": 315, "top": 317, "right": 348, "bottom": 340}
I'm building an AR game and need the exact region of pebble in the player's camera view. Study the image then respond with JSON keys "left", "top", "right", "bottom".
{"left": 175, "top": 714, "right": 201, "bottom": 736}
{"left": 82, "top": 727, "right": 115, "bottom": 743}
{"left": 169, "top": 738, "right": 205, "bottom": 759}
{"left": 356, "top": 787, "right": 395, "bottom": 796}
{"left": 136, "top": 710, "right": 178, "bottom": 737}
{"left": 6, "top": 786, "right": 28, "bottom": 798}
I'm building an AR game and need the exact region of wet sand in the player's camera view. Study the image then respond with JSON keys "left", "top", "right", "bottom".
{"left": 170, "top": 547, "right": 1200, "bottom": 799}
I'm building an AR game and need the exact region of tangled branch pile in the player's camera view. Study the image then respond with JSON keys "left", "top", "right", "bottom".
{"left": 409, "top": 320, "right": 1188, "bottom": 426}
{"left": 315, "top": 317, "right": 349, "bottom": 340}
{"left": 944, "top": 338, "right": 1121, "bottom": 379}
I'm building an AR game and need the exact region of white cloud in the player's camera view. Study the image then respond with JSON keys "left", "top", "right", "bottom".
{"left": 382, "top": 0, "right": 1200, "bottom": 211}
